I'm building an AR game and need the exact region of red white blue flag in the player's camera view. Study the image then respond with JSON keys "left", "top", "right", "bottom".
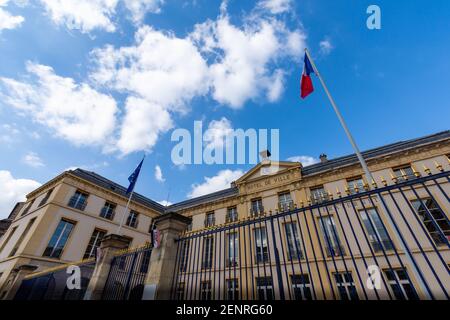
{"left": 300, "top": 53, "right": 314, "bottom": 99}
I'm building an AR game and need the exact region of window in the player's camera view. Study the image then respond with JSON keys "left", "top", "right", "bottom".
{"left": 126, "top": 210, "right": 139, "bottom": 228}
{"left": 384, "top": 268, "right": 418, "bottom": 300}
{"left": 100, "top": 202, "right": 116, "bottom": 220}
{"left": 201, "top": 281, "right": 212, "bottom": 300}
{"left": 204, "top": 212, "right": 215, "bottom": 227}
{"left": 310, "top": 186, "right": 329, "bottom": 204}
{"left": 251, "top": 198, "right": 264, "bottom": 216}
{"left": 186, "top": 222, "right": 193, "bottom": 232}
{"left": 347, "top": 176, "right": 365, "bottom": 195}
{"left": 256, "top": 277, "right": 274, "bottom": 300}
{"left": 334, "top": 272, "right": 359, "bottom": 300}
{"left": 179, "top": 241, "right": 190, "bottom": 272}
{"left": 278, "top": 192, "right": 293, "bottom": 211}
{"left": 226, "top": 232, "right": 239, "bottom": 267}
{"left": 360, "top": 208, "right": 394, "bottom": 252}
{"left": 393, "top": 165, "right": 416, "bottom": 182}
{"left": 43, "top": 219, "right": 75, "bottom": 258}
{"left": 227, "top": 279, "right": 239, "bottom": 300}
{"left": 0, "top": 226, "right": 17, "bottom": 254}
{"left": 411, "top": 198, "right": 450, "bottom": 245}
{"left": 38, "top": 188, "right": 54, "bottom": 207}
{"left": 319, "top": 216, "right": 345, "bottom": 257}
{"left": 68, "top": 190, "right": 88, "bottom": 211}
{"left": 202, "top": 237, "right": 214, "bottom": 269}
{"left": 83, "top": 229, "right": 106, "bottom": 259}
{"left": 21, "top": 199, "right": 35, "bottom": 217}
{"left": 291, "top": 274, "right": 312, "bottom": 300}
{"left": 285, "top": 222, "right": 303, "bottom": 260}
{"left": 226, "top": 207, "right": 238, "bottom": 223}
{"left": 9, "top": 218, "right": 36, "bottom": 257}
{"left": 176, "top": 282, "right": 185, "bottom": 300}
{"left": 254, "top": 227, "right": 269, "bottom": 263}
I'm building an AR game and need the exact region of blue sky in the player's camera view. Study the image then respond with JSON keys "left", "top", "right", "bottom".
{"left": 0, "top": 0, "right": 449, "bottom": 218}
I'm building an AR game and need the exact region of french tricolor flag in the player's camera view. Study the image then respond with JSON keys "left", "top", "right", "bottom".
{"left": 300, "top": 53, "right": 315, "bottom": 99}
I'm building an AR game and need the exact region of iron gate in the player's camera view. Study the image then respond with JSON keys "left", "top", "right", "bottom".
{"left": 14, "top": 259, "right": 96, "bottom": 300}
{"left": 102, "top": 245, "right": 152, "bottom": 300}
{"left": 171, "top": 171, "right": 450, "bottom": 300}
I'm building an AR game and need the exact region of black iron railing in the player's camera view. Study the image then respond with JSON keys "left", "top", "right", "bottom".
{"left": 171, "top": 171, "right": 450, "bottom": 300}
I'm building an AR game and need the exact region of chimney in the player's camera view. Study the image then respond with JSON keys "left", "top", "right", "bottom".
{"left": 320, "top": 154, "right": 328, "bottom": 163}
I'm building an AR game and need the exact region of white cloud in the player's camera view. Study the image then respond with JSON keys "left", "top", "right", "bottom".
{"left": 0, "top": 123, "right": 20, "bottom": 144}
{"left": 287, "top": 155, "right": 319, "bottom": 166}
{"left": 154, "top": 164, "right": 165, "bottom": 182}
{"left": 38, "top": 0, "right": 164, "bottom": 33}
{"left": 188, "top": 169, "right": 243, "bottom": 198}
{"left": 0, "top": 0, "right": 24, "bottom": 31}
{"left": 0, "top": 62, "right": 118, "bottom": 147}
{"left": 319, "top": 39, "right": 333, "bottom": 55}
{"left": 157, "top": 199, "right": 172, "bottom": 206}
{"left": 0, "top": 170, "right": 41, "bottom": 219}
{"left": 191, "top": 8, "right": 305, "bottom": 108}
{"left": 259, "top": 0, "right": 291, "bottom": 14}
{"left": 22, "top": 152, "right": 45, "bottom": 168}
{"left": 204, "top": 117, "right": 233, "bottom": 150}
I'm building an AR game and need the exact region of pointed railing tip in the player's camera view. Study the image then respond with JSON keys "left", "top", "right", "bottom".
{"left": 434, "top": 161, "right": 443, "bottom": 172}
{"left": 423, "top": 164, "right": 432, "bottom": 175}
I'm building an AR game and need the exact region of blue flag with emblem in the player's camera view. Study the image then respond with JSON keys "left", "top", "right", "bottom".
{"left": 126, "top": 157, "right": 144, "bottom": 195}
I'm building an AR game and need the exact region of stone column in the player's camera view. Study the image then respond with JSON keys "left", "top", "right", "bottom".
{"left": 2, "top": 264, "right": 38, "bottom": 300}
{"left": 83, "top": 234, "right": 130, "bottom": 300}
{"left": 142, "top": 212, "right": 191, "bottom": 300}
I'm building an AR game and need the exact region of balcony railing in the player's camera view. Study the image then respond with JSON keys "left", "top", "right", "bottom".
{"left": 68, "top": 196, "right": 87, "bottom": 211}
{"left": 278, "top": 201, "right": 294, "bottom": 212}
{"left": 310, "top": 194, "right": 330, "bottom": 205}
{"left": 250, "top": 206, "right": 264, "bottom": 217}
{"left": 204, "top": 217, "right": 215, "bottom": 227}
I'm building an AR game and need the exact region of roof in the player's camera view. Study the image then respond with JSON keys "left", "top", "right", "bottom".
{"left": 301, "top": 130, "right": 450, "bottom": 176}
{"left": 69, "top": 169, "right": 165, "bottom": 213}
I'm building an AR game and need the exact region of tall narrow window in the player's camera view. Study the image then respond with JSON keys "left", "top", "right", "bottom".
{"left": 411, "top": 198, "right": 450, "bottom": 245}
{"left": 256, "top": 277, "right": 274, "bottom": 300}
{"left": 291, "top": 274, "right": 312, "bottom": 300}
{"left": 126, "top": 210, "right": 139, "bottom": 228}
{"left": 393, "top": 165, "right": 416, "bottom": 182}
{"left": 254, "top": 227, "right": 269, "bottom": 263}
{"left": 38, "top": 188, "right": 54, "bottom": 207}
{"left": 83, "top": 229, "right": 106, "bottom": 259}
{"left": 226, "top": 232, "right": 239, "bottom": 267}
{"left": 310, "top": 186, "right": 328, "bottom": 204}
{"left": 285, "top": 222, "right": 303, "bottom": 260}
{"left": 334, "top": 272, "right": 359, "bottom": 300}
{"left": 68, "top": 190, "right": 88, "bottom": 211}
{"left": 179, "top": 241, "right": 190, "bottom": 272}
{"left": 200, "top": 281, "right": 212, "bottom": 300}
{"left": 204, "top": 212, "right": 215, "bottom": 227}
{"left": 251, "top": 198, "right": 264, "bottom": 216}
{"left": 100, "top": 202, "right": 116, "bottom": 220}
{"left": 227, "top": 279, "right": 239, "bottom": 300}
{"left": 9, "top": 218, "right": 36, "bottom": 257}
{"left": 202, "top": 237, "right": 214, "bottom": 269}
{"left": 360, "top": 208, "right": 394, "bottom": 252}
{"left": 384, "top": 268, "right": 418, "bottom": 300}
{"left": 347, "top": 176, "right": 365, "bottom": 195}
{"left": 278, "top": 192, "right": 293, "bottom": 211}
{"left": 226, "top": 207, "right": 238, "bottom": 223}
{"left": 20, "top": 199, "right": 35, "bottom": 217}
{"left": 43, "top": 219, "right": 75, "bottom": 259}
{"left": 0, "top": 226, "right": 17, "bottom": 254}
{"left": 319, "top": 216, "right": 345, "bottom": 257}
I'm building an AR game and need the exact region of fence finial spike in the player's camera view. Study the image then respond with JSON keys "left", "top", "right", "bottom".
{"left": 390, "top": 172, "right": 398, "bottom": 184}
{"left": 380, "top": 176, "right": 387, "bottom": 187}
{"left": 434, "top": 160, "right": 443, "bottom": 172}
{"left": 422, "top": 164, "right": 431, "bottom": 175}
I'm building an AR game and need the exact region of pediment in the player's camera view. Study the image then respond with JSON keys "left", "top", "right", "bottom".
{"left": 235, "top": 161, "right": 302, "bottom": 185}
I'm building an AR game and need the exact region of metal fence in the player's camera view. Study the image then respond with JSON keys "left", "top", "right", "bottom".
{"left": 102, "top": 245, "right": 152, "bottom": 300}
{"left": 171, "top": 171, "right": 450, "bottom": 300}
{"left": 14, "top": 260, "right": 96, "bottom": 300}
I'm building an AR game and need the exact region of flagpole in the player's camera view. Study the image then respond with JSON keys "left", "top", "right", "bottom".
{"left": 116, "top": 155, "right": 146, "bottom": 235}
{"left": 304, "top": 48, "right": 432, "bottom": 299}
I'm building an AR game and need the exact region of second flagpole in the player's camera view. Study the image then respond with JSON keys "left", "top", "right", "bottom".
{"left": 304, "top": 48, "right": 432, "bottom": 299}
